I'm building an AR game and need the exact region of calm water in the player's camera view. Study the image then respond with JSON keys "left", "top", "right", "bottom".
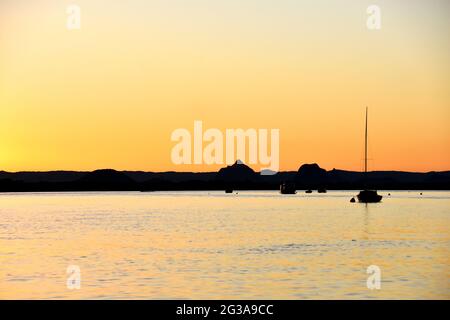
{"left": 0, "top": 191, "right": 449, "bottom": 299}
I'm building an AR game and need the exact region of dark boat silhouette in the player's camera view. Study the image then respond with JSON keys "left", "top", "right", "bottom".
{"left": 357, "top": 107, "right": 382, "bottom": 203}
{"left": 225, "top": 188, "right": 233, "bottom": 193}
{"left": 357, "top": 190, "right": 382, "bottom": 202}
{"left": 305, "top": 189, "right": 312, "bottom": 194}
{"left": 280, "top": 182, "right": 296, "bottom": 194}
{"left": 317, "top": 188, "right": 327, "bottom": 193}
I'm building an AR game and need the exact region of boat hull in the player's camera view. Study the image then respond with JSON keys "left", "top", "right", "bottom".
{"left": 357, "top": 190, "right": 382, "bottom": 203}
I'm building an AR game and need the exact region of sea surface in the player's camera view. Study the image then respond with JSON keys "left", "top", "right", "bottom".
{"left": 0, "top": 191, "right": 449, "bottom": 299}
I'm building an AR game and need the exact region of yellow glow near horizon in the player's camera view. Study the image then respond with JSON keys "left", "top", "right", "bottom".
{"left": 0, "top": 0, "right": 449, "bottom": 172}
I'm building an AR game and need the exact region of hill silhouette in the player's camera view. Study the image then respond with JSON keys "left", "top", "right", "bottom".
{"left": 0, "top": 163, "right": 449, "bottom": 192}
{"left": 77, "top": 169, "right": 137, "bottom": 190}
{"left": 296, "top": 163, "right": 328, "bottom": 189}
{"left": 216, "top": 161, "right": 257, "bottom": 182}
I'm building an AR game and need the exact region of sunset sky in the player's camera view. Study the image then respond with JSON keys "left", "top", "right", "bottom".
{"left": 1, "top": 0, "right": 449, "bottom": 173}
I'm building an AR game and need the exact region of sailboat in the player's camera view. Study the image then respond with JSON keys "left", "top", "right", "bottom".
{"left": 357, "top": 107, "right": 382, "bottom": 203}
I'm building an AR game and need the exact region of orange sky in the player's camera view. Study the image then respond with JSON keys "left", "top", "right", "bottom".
{"left": 0, "top": 0, "right": 449, "bottom": 173}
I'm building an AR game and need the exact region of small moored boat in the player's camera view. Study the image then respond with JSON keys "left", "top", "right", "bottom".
{"left": 357, "top": 190, "right": 382, "bottom": 203}
{"left": 280, "top": 182, "right": 296, "bottom": 194}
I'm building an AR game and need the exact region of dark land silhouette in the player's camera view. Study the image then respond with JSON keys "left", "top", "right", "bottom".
{"left": 1, "top": 162, "right": 449, "bottom": 192}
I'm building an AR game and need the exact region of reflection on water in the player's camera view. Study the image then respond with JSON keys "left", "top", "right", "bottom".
{"left": 0, "top": 191, "right": 449, "bottom": 299}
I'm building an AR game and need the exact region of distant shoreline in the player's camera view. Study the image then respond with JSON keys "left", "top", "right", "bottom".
{"left": 1, "top": 190, "right": 449, "bottom": 194}
{"left": 1, "top": 163, "right": 449, "bottom": 192}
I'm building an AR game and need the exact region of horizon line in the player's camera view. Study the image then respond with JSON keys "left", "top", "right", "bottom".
{"left": 1, "top": 166, "right": 450, "bottom": 175}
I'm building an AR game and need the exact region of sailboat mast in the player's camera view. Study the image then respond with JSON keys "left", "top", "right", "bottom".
{"left": 365, "top": 107, "right": 368, "bottom": 173}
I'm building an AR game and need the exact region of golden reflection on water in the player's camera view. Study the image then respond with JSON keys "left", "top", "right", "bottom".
{"left": 0, "top": 191, "right": 449, "bottom": 299}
